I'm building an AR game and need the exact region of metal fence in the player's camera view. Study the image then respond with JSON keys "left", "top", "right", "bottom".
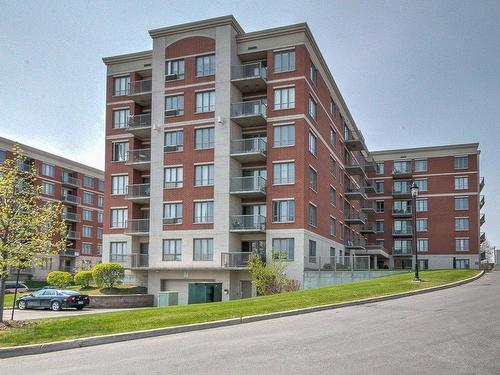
{"left": 304, "top": 256, "right": 371, "bottom": 271}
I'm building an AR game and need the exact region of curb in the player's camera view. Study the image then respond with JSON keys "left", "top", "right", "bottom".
{"left": 0, "top": 270, "right": 484, "bottom": 359}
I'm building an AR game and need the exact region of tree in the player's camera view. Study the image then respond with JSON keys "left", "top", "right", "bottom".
{"left": 46, "top": 271, "right": 73, "bottom": 288}
{"left": 0, "top": 146, "right": 66, "bottom": 322}
{"left": 248, "top": 253, "right": 300, "bottom": 295}
{"left": 481, "top": 239, "right": 495, "bottom": 263}
{"left": 74, "top": 270, "right": 93, "bottom": 288}
{"left": 92, "top": 263, "right": 124, "bottom": 288}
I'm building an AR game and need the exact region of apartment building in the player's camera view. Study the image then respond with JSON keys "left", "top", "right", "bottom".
{"left": 0, "top": 137, "right": 104, "bottom": 280}
{"left": 101, "top": 16, "right": 483, "bottom": 304}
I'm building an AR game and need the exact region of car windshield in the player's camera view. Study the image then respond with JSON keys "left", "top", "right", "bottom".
{"left": 59, "top": 290, "right": 80, "bottom": 296}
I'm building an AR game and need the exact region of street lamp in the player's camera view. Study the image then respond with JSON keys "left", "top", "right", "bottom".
{"left": 411, "top": 182, "right": 420, "bottom": 282}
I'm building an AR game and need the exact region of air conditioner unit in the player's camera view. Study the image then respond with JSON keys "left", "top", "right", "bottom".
{"left": 165, "top": 73, "right": 178, "bottom": 81}
{"left": 165, "top": 109, "right": 180, "bottom": 117}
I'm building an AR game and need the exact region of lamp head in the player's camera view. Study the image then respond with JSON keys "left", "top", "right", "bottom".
{"left": 411, "top": 182, "right": 419, "bottom": 198}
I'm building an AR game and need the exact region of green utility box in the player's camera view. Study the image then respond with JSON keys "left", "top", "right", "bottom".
{"left": 157, "top": 291, "right": 179, "bottom": 307}
{"left": 188, "top": 282, "right": 222, "bottom": 304}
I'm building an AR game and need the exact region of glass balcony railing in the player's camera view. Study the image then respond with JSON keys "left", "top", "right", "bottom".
{"left": 230, "top": 214, "right": 266, "bottom": 232}
{"left": 126, "top": 184, "right": 150, "bottom": 200}
{"left": 125, "top": 219, "right": 150, "bottom": 235}
{"left": 230, "top": 176, "right": 266, "bottom": 195}
{"left": 231, "top": 62, "right": 267, "bottom": 81}
{"left": 231, "top": 138, "right": 267, "bottom": 155}
{"left": 129, "top": 79, "right": 152, "bottom": 95}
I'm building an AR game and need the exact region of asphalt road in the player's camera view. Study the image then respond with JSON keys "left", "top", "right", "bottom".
{"left": 10, "top": 307, "right": 133, "bottom": 320}
{"left": 2, "top": 272, "right": 500, "bottom": 375}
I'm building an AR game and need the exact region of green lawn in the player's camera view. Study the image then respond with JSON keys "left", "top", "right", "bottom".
{"left": 0, "top": 270, "right": 479, "bottom": 347}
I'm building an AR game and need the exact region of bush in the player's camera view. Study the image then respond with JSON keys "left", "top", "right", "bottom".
{"left": 46, "top": 271, "right": 72, "bottom": 288}
{"left": 74, "top": 270, "right": 94, "bottom": 288}
{"left": 248, "top": 253, "right": 300, "bottom": 295}
{"left": 92, "top": 263, "right": 124, "bottom": 288}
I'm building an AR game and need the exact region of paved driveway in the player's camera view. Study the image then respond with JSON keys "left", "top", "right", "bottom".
{"left": 2, "top": 272, "right": 500, "bottom": 374}
{"left": 10, "top": 307, "right": 133, "bottom": 320}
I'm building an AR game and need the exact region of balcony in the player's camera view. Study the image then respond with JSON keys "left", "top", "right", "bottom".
{"left": 230, "top": 138, "right": 267, "bottom": 163}
{"left": 392, "top": 227, "right": 413, "bottom": 237}
{"left": 364, "top": 182, "right": 376, "bottom": 193}
{"left": 231, "top": 62, "right": 267, "bottom": 93}
{"left": 480, "top": 177, "right": 485, "bottom": 192}
{"left": 392, "top": 188, "right": 412, "bottom": 197}
{"left": 62, "top": 211, "right": 81, "bottom": 223}
{"left": 360, "top": 223, "right": 376, "bottom": 234}
{"left": 360, "top": 202, "right": 375, "bottom": 213}
{"left": 125, "top": 219, "right": 150, "bottom": 236}
{"left": 229, "top": 215, "right": 266, "bottom": 233}
{"left": 392, "top": 164, "right": 413, "bottom": 178}
{"left": 221, "top": 251, "right": 265, "bottom": 268}
{"left": 344, "top": 212, "right": 367, "bottom": 225}
{"left": 66, "top": 230, "right": 80, "bottom": 240}
{"left": 128, "top": 79, "right": 152, "bottom": 105}
{"left": 345, "top": 237, "right": 366, "bottom": 250}
{"left": 393, "top": 248, "right": 413, "bottom": 256}
{"left": 480, "top": 232, "right": 486, "bottom": 243}
{"left": 127, "top": 113, "right": 151, "bottom": 139}
{"left": 125, "top": 183, "right": 150, "bottom": 203}
{"left": 125, "top": 149, "right": 151, "bottom": 171}
{"left": 392, "top": 207, "right": 412, "bottom": 217}
{"left": 110, "top": 254, "right": 149, "bottom": 269}
{"left": 62, "top": 193, "right": 81, "bottom": 206}
{"left": 61, "top": 175, "right": 81, "bottom": 188}
{"left": 230, "top": 100, "right": 267, "bottom": 127}
{"left": 480, "top": 195, "right": 485, "bottom": 209}
{"left": 480, "top": 214, "right": 485, "bottom": 226}
{"left": 344, "top": 130, "right": 365, "bottom": 151}
{"left": 230, "top": 176, "right": 266, "bottom": 198}
{"left": 345, "top": 185, "right": 367, "bottom": 201}
{"left": 59, "top": 248, "right": 79, "bottom": 257}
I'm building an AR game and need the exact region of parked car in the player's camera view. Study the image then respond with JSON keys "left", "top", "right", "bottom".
{"left": 4, "top": 282, "right": 29, "bottom": 294}
{"left": 16, "top": 289, "right": 90, "bottom": 311}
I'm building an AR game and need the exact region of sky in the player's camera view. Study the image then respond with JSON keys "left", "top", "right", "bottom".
{"left": 0, "top": 0, "right": 499, "bottom": 245}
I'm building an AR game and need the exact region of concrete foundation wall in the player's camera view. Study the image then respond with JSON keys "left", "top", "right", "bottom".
{"left": 304, "top": 270, "right": 406, "bottom": 289}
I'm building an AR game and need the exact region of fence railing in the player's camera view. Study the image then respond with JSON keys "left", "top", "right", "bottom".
{"left": 231, "top": 62, "right": 267, "bottom": 81}
{"left": 304, "top": 256, "right": 371, "bottom": 271}
{"left": 231, "top": 138, "right": 267, "bottom": 155}
{"left": 221, "top": 252, "right": 265, "bottom": 268}
{"left": 230, "top": 215, "right": 266, "bottom": 231}
{"left": 230, "top": 100, "right": 267, "bottom": 118}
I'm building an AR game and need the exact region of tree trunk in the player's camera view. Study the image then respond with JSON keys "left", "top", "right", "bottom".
{"left": 0, "top": 277, "right": 6, "bottom": 323}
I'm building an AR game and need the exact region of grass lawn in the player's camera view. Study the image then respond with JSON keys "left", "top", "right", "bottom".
{"left": 0, "top": 269, "right": 479, "bottom": 347}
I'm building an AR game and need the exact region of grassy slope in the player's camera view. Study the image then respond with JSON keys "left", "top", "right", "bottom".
{"left": 0, "top": 270, "right": 479, "bottom": 347}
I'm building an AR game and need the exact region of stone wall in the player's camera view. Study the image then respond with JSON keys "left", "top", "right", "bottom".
{"left": 89, "top": 294, "right": 154, "bottom": 308}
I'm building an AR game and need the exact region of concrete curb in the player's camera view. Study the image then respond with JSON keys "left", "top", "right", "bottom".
{"left": 0, "top": 271, "right": 484, "bottom": 359}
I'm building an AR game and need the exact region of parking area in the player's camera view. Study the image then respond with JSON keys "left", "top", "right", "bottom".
{"left": 10, "top": 307, "right": 134, "bottom": 321}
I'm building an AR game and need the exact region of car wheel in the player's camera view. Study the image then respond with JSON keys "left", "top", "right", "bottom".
{"left": 18, "top": 301, "right": 27, "bottom": 310}
{"left": 50, "top": 301, "right": 61, "bottom": 311}
{"left": 76, "top": 306, "right": 84, "bottom": 310}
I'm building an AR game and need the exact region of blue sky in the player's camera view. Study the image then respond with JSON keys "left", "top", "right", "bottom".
{"left": 1, "top": 0, "right": 498, "bottom": 245}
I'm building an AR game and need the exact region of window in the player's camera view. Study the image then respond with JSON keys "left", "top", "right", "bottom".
{"left": 375, "top": 181, "right": 384, "bottom": 193}
{"left": 308, "top": 204, "right": 317, "bottom": 226}
{"left": 83, "top": 192, "right": 93, "bottom": 205}
{"left": 455, "top": 196, "right": 469, "bottom": 210}
{"left": 274, "top": 50, "right": 295, "bottom": 73}
{"left": 273, "top": 124, "right": 295, "bottom": 147}
{"left": 273, "top": 162, "right": 295, "bottom": 184}
{"left": 164, "top": 167, "right": 183, "bottom": 188}
{"left": 97, "top": 195, "right": 104, "bottom": 208}
{"left": 272, "top": 238, "right": 294, "bottom": 260}
{"left": 164, "top": 130, "right": 184, "bottom": 152}
{"left": 195, "top": 91, "right": 215, "bottom": 112}
{"left": 83, "top": 209, "right": 92, "bottom": 221}
{"left": 193, "top": 238, "right": 213, "bottom": 261}
{"left": 113, "top": 76, "right": 130, "bottom": 96}
{"left": 97, "top": 211, "right": 103, "bottom": 224}
{"left": 376, "top": 201, "right": 385, "bottom": 213}
{"left": 110, "top": 242, "right": 127, "bottom": 262}
{"left": 416, "top": 219, "right": 428, "bottom": 232}
{"left": 110, "top": 208, "right": 128, "bottom": 228}
{"left": 456, "top": 239, "right": 469, "bottom": 251}
{"left": 195, "top": 127, "right": 215, "bottom": 149}
{"left": 455, "top": 218, "right": 469, "bottom": 231}
{"left": 112, "top": 142, "right": 129, "bottom": 162}
{"left": 309, "top": 167, "right": 317, "bottom": 191}
{"left": 454, "top": 156, "right": 468, "bottom": 169}
{"left": 329, "top": 127, "right": 336, "bottom": 146}
{"left": 194, "top": 164, "right": 214, "bottom": 186}
{"left": 455, "top": 259, "right": 470, "bottom": 269}
{"left": 83, "top": 175, "right": 94, "bottom": 188}
{"left": 42, "top": 182, "right": 54, "bottom": 196}
{"left": 163, "top": 239, "right": 182, "bottom": 261}
{"left": 41, "top": 163, "right": 55, "bottom": 177}
{"left": 419, "top": 259, "right": 429, "bottom": 270}
{"left": 416, "top": 198, "right": 428, "bottom": 212}
{"left": 272, "top": 200, "right": 295, "bottom": 223}
{"left": 393, "top": 161, "right": 412, "bottom": 174}
{"left": 310, "top": 61, "right": 317, "bottom": 83}
{"left": 330, "top": 98, "right": 336, "bottom": 115}
{"left": 98, "top": 179, "right": 104, "bottom": 192}
{"left": 308, "top": 97, "right": 317, "bottom": 119}
{"left": 417, "top": 239, "right": 428, "bottom": 252}
{"left": 415, "top": 160, "right": 428, "bottom": 172}
{"left": 273, "top": 87, "right": 295, "bottom": 110}
{"left": 82, "top": 243, "right": 92, "bottom": 255}
{"left": 194, "top": 201, "right": 214, "bottom": 223}
{"left": 393, "top": 200, "right": 412, "bottom": 214}
{"left": 0, "top": 150, "right": 5, "bottom": 164}
{"left": 96, "top": 228, "right": 103, "bottom": 240}
{"left": 97, "top": 244, "right": 102, "bottom": 255}
{"left": 455, "top": 176, "right": 468, "bottom": 190}
{"left": 195, "top": 54, "right": 215, "bottom": 76}
{"left": 330, "top": 217, "right": 336, "bottom": 236}
{"left": 372, "top": 220, "right": 383, "bottom": 233}
{"left": 163, "top": 203, "right": 183, "bottom": 224}
{"left": 165, "top": 95, "right": 184, "bottom": 115}
{"left": 414, "top": 179, "right": 428, "bottom": 192}
{"left": 308, "top": 132, "right": 317, "bottom": 156}
{"left": 329, "top": 186, "right": 336, "bottom": 206}
{"left": 82, "top": 226, "right": 92, "bottom": 238}
{"left": 113, "top": 109, "right": 129, "bottom": 129}
{"left": 329, "top": 157, "right": 336, "bottom": 176}
{"left": 393, "top": 180, "right": 411, "bottom": 194}
{"left": 111, "top": 175, "right": 128, "bottom": 195}
{"left": 309, "top": 240, "right": 317, "bottom": 262}
{"left": 166, "top": 59, "right": 185, "bottom": 79}
{"left": 376, "top": 162, "right": 384, "bottom": 175}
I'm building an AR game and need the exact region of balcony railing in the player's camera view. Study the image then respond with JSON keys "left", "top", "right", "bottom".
{"left": 125, "top": 219, "right": 150, "bottom": 235}
{"left": 129, "top": 79, "right": 152, "bottom": 95}
{"left": 125, "top": 149, "right": 151, "bottom": 169}
{"left": 62, "top": 211, "right": 81, "bottom": 222}
{"left": 392, "top": 207, "right": 412, "bottom": 216}
{"left": 230, "top": 176, "right": 266, "bottom": 197}
{"left": 109, "top": 254, "right": 148, "bottom": 268}
{"left": 344, "top": 237, "right": 366, "bottom": 249}
{"left": 231, "top": 62, "right": 267, "bottom": 93}
{"left": 344, "top": 212, "right": 367, "bottom": 225}
{"left": 61, "top": 175, "right": 81, "bottom": 187}
{"left": 480, "top": 195, "right": 485, "bottom": 209}
{"left": 126, "top": 183, "right": 150, "bottom": 200}
{"left": 345, "top": 185, "right": 367, "bottom": 200}
{"left": 304, "top": 255, "right": 370, "bottom": 272}
{"left": 128, "top": 113, "right": 151, "bottom": 129}
{"left": 392, "top": 227, "right": 413, "bottom": 236}
{"left": 59, "top": 249, "right": 79, "bottom": 257}
{"left": 480, "top": 177, "right": 485, "bottom": 191}
{"left": 360, "top": 223, "right": 376, "bottom": 233}
{"left": 230, "top": 215, "right": 266, "bottom": 232}
{"left": 480, "top": 214, "right": 485, "bottom": 226}
{"left": 393, "top": 248, "right": 413, "bottom": 256}
{"left": 392, "top": 164, "right": 413, "bottom": 177}
{"left": 66, "top": 230, "right": 80, "bottom": 240}
{"left": 62, "top": 194, "right": 81, "bottom": 205}
{"left": 230, "top": 138, "right": 267, "bottom": 156}
{"left": 221, "top": 251, "right": 265, "bottom": 268}
{"left": 480, "top": 232, "right": 486, "bottom": 243}
{"left": 344, "top": 130, "right": 366, "bottom": 151}
{"left": 230, "top": 100, "right": 267, "bottom": 127}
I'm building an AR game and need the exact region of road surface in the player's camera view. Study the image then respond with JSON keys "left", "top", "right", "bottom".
{"left": 10, "top": 307, "right": 133, "bottom": 320}
{"left": 2, "top": 272, "right": 500, "bottom": 374}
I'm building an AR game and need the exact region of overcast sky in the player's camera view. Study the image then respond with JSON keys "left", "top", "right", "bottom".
{"left": 1, "top": 0, "right": 498, "bottom": 245}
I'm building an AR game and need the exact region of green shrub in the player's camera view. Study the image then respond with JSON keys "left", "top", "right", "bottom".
{"left": 92, "top": 263, "right": 124, "bottom": 288}
{"left": 46, "top": 271, "right": 72, "bottom": 288}
{"left": 74, "top": 270, "right": 94, "bottom": 288}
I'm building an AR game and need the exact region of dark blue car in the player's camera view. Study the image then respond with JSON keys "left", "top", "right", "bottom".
{"left": 16, "top": 289, "right": 90, "bottom": 311}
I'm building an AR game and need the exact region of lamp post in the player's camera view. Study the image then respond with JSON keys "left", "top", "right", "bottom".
{"left": 411, "top": 182, "right": 420, "bottom": 282}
